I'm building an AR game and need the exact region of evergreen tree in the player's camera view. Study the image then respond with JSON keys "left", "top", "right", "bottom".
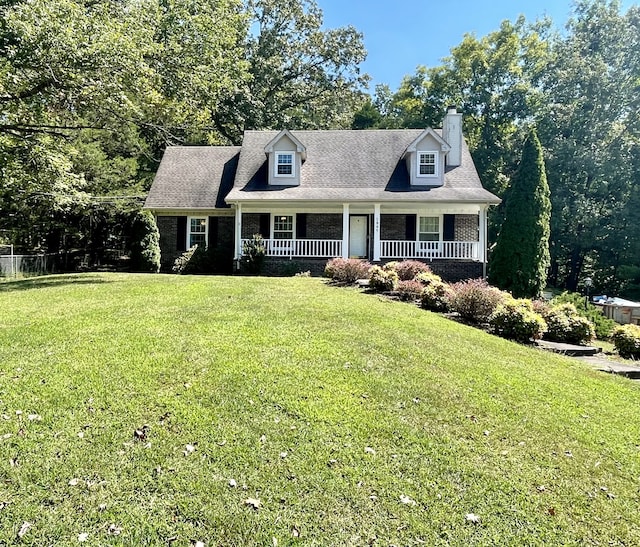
{"left": 489, "top": 129, "right": 551, "bottom": 298}
{"left": 128, "top": 211, "right": 161, "bottom": 273}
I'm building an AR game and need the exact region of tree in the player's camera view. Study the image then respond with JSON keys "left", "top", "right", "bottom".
{"left": 537, "top": 0, "right": 640, "bottom": 292}
{"left": 212, "top": 0, "right": 368, "bottom": 144}
{"left": 128, "top": 211, "right": 161, "bottom": 273}
{"left": 489, "top": 129, "right": 551, "bottom": 298}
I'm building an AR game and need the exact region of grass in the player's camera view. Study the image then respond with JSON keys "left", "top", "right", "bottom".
{"left": 0, "top": 273, "right": 639, "bottom": 546}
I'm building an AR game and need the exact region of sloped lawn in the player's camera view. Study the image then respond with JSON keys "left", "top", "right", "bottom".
{"left": 0, "top": 273, "right": 638, "bottom": 545}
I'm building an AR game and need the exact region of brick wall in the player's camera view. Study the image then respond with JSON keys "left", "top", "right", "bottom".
{"left": 249, "top": 257, "right": 330, "bottom": 277}
{"left": 242, "top": 213, "right": 262, "bottom": 239}
{"left": 455, "top": 214, "right": 478, "bottom": 241}
{"left": 381, "top": 215, "right": 406, "bottom": 240}
{"left": 306, "top": 214, "right": 342, "bottom": 239}
{"left": 157, "top": 216, "right": 180, "bottom": 270}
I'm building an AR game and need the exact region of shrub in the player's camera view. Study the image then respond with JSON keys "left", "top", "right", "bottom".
{"left": 390, "top": 260, "right": 432, "bottom": 281}
{"left": 128, "top": 210, "right": 161, "bottom": 273}
{"left": 240, "top": 234, "right": 266, "bottom": 274}
{"left": 172, "top": 245, "right": 199, "bottom": 274}
{"left": 542, "top": 303, "right": 595, "bottom": 345}
{"left": 488, "top": 298, "right": 547, "bottom": 343}
{"left": 420, "top": 280, "right": 454, "bottom": 312}
{"left": 551, "top": 291, "right": 617, "bottom": 339}
{"left": 396, "top": 280, "right": 424, "bottom": 302}
{"left": 368, "top": 265, "right": 398, "bottom": 292}
{"left": 324, "top": 258, "right": 371, "bottom": 283}
{"left": 449, "top": 278, "right": 508, "bottom": 323}
{"left": 416, "top": 270, "right": 443, "bottom": 287}
{"left": 612, "top": 324, "right": 640, "bottom": 359}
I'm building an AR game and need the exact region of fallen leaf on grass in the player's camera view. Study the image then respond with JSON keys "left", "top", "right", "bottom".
{"left": 548, "top": 507, "right": 556, "bottom": 516}
{"left": 400, "top": 494, "right": 416, "bottom": 506}
{"left": 465, "top": 513, "right": 480, "bottom": 524}
{"left": 17, "top": 522, "right": 31, "bottom": 538}
{"left": 245, "top": 498, "right": 261, "bottom": 510}
{"left": 134, "top": 425, "right": 149, "bottom": 441}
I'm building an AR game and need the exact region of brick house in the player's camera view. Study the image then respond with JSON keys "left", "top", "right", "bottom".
{"left": 144, "top": 107, "right": 501, "bottom": 279}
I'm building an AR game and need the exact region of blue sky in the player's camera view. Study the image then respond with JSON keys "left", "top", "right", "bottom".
{"left": 318, "top": 0, "right": 633, "bottom": 90}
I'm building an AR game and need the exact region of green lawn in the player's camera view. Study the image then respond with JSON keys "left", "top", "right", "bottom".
{"left": 0, "top": 273, "right": 638, "bottom": 546}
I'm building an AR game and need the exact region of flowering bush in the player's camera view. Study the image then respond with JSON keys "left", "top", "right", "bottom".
{"left": 390, "top": 260, "right": 433, "bottom": 281}
{"left": 612, "top": 324, "right": 640, "bottom": 359}
{"left": 396, "top": 280, "right": 425, "bottom": 302}
{"left": 420, "top": 280, "right": 454, "bottom": 312}
{"left": 448, "top": 278, "right": 508, "bottom": 323}
{"left": 416, "top": 270, "right": 444, "bottom": 287}
{"left": 542, "top": 303, "right": 595, "bottom": 345}
{"left": 324, "top": 258, "right": 371, "bottom": 283}
{"left": 368, "top": 265, "right": 398, "bottom": 292}
{"left": 488, "top": 298, "right": 547, "bottom": 343}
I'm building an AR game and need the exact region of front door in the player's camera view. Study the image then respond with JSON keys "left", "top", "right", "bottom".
{"left": 349, "top": 215, "right": 368, "bottom": 258}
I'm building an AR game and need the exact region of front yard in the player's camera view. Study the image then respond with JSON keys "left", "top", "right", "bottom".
{"left": 0, "top": 274, "right": 638, "bottom": 545}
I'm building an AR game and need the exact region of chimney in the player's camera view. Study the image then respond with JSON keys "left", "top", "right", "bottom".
{"left": 443, "top": 106, "right": 462, "bottom": 167}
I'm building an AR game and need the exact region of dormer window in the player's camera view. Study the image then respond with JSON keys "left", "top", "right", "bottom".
{"left": 418, "top": 151, "right": 438, "bottom": 177}
{"left": 275, "top": 152, "right": 295, "bottom": 177}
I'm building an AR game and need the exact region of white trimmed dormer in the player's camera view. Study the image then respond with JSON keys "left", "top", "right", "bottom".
{"left": 263, "top": 130, "right": 307, "bottom": 186}
{"left": 403, "top": 128, "right": 451, "bottom": 187}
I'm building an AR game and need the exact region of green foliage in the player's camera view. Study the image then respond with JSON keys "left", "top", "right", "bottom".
{"left": 323, "top": 258, "right": 371, "bottom": 283}
{"left": 240, "top": 234, "right": 266, "bottom": 275}
{"left": 420, "top": 280, "right": 454, "bottom": 312}
{"left": 488, "top": 298, "right": 548, "bottom": 343}
{"left": 449, "top": 278, "right": 508, "bottom": 323}
{"left": 128, "top": 210, "right": 160, "bottom": 273}
{"left": 213, "top": 0, "right": 368, "bottom": 143}
{"left": 172, "top": 245, "right": 199, "bottom": 274}
{"left": 368, "top": 265, "right": 398, "bottom": 293}
{"left": 551, "top": 291, "right": 617, "bottom": 339}
{"left": 612, "top": 324, "right": 640, "bottom": 359}
{"left": 395, "top": 279, "right": 424, "bottom": 302}
{"left": 489, "top": 129, "right": 551, "bottom": 298}
{"left": 416, "top": 270, "right": 444, "bottom": 286}
{"left": 540, "top": 303, "right": 596, "bottom": 345}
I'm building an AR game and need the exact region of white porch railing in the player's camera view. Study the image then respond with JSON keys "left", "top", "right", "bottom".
{"left": 242, "top": 239, "right": 342, "bottom": 258}
{"left": 381, "top": 240, "right": 480, "bottom": 260}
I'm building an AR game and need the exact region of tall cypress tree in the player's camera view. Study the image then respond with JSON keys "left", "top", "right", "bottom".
{"left": 489, "top": 129, "right": 551, "bottom": 298}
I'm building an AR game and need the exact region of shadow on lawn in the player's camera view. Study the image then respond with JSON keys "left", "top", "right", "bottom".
{"left": 0, "top": 274, "right": 112, "bottom": 292}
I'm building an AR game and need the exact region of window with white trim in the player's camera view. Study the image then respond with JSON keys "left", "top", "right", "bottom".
{"left": 275, "top": 152, "right": 295, "bottom": 177}
{"left": 188, "top": 217, "right": 207, "bottom": 248}
{"left": 418, "top": 216, "right": 440, "bottom": 241}
{"left": 417, "top": 151, "right": 438, "bottom": 177}
{"left": 273, "top": 215, "right": 294, "bottom": 239}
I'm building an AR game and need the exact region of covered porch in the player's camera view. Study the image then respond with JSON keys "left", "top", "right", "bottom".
{"left": 234, "top": 202, "right": 489, "bottom": 265}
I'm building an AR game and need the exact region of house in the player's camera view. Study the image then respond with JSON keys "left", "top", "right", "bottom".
{"left": 593, "top": 297, "right": 640, "bottom": 325}
{"left": 144, "top": 107, "right": 501, "bottom": 279}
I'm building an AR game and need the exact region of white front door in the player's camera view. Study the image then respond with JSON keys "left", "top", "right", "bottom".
{"left": 349, "top": 216, "right": 368, "bottom": 258}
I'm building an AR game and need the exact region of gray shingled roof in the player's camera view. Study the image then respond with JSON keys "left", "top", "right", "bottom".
{"left": 144, "top": 146, "right": 240, "bottom": 209}
{"left": 226, "top": 130, "right": 500, "bottom": 203}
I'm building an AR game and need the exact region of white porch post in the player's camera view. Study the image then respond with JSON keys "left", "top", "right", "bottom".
{"left": 479, "top": 205, "right": 488, "bottom": 277}
{"left": 234, "top": 203, "right": 243, "bottom": 260}
{"left": 373, "top": 203, "right": 381, "bottom": 261}
{"left": 342, "top": 203, "right": 350, "bottom": 258}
